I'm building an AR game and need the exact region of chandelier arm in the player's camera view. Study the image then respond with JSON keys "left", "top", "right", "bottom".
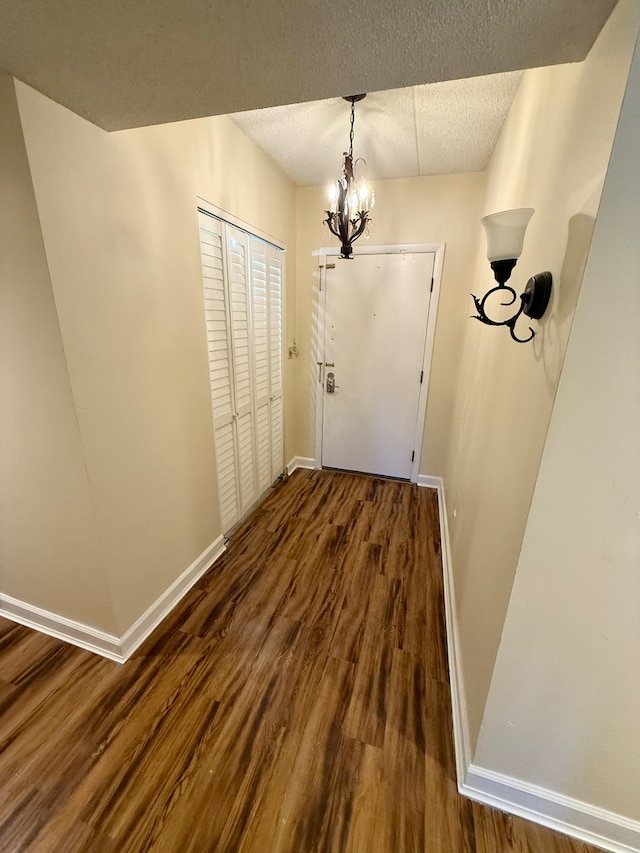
{"left": 338, "top": 214, "right": 351, "bottom": 240}
{"left": 338, "top": 179, "right": 351, "bottom": 229}
{"left": 323, "top": 214, "right": 342, "bottom": 240}
{"left": 349, "top": 215, "right": 369, "bottom": 243}
{"left": 324, "top": 212, "right": 351, "bottom": 245}
{"left": 339, "top": 216, "right": 353, "bottom": 244}
{"left": 324, "top": 208, "right": 344, "bottom": 237}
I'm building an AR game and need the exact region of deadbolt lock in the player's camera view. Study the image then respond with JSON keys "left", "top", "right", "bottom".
{"left": 326, "top": 372, "right": 336, "bottom": 393}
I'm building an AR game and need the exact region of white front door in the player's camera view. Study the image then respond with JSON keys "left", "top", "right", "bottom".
{"left": 321, "top": 251, "right": 435, "bottom": 479}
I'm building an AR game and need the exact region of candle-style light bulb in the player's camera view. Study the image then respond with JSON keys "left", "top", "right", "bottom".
{"left": 328, "top": 182, "right": 339, "bottom": 214}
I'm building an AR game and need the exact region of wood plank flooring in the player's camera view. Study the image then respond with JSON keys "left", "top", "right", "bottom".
{"left": 0, "top": 469, "right": 601, "bottom": 852}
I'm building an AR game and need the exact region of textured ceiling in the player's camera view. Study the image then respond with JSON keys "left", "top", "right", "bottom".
{"left": 0, "top": 0, "right": 618, "bottom": 131}
{"left": 230, "top": 73, "right": 524, "bottom": 186}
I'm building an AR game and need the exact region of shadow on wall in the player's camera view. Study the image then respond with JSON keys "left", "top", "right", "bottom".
{"left": 534, "top": 213, "right": 596, "bottom": 395}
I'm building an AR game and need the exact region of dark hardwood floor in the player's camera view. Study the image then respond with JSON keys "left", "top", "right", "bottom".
{"left": 0, "top": 469, "right": 600, "bottom": 852}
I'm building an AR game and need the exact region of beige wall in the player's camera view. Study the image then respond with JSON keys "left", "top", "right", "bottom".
{"left": 443, "top": 0, "right": 640, "bottom": 750}
{"left": 294, "top": 173, "right": 486, "bottom": 473}
{"left": 476, "top": 30, "right": 640, "bottom": 818}
{"left": 10, "top": 82, "right": 296, "bottom": 633}
{"left": 0, "top": 74, "right": 117, "bottom": 632}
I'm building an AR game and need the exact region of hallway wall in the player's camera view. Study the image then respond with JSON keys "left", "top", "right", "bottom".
{"left": 4, "top": 81, "right": 296, "bottom": 635}
{"left": 443, "top": 0, "right": 640, "bottom": 751}
{"left": 476, "top": 26, "right": 640, "bottom": 825}
{"left": 0, "top": 74, "right": 116, "bottom": 633}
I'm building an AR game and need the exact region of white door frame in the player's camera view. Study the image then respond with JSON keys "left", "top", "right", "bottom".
{"left": 313, "top": 242, "right": 445, "bottom": 483}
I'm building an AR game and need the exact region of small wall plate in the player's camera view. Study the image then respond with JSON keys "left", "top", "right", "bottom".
{"left": 522, "top": 271, "right": 552, "bottom": 319}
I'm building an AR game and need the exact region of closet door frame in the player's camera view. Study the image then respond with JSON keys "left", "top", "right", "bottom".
{"left": 198, "top": 199, "right": 286, "bottom": 253}
{"left": 197, "top": 198, "right": 286, "bottom": 534}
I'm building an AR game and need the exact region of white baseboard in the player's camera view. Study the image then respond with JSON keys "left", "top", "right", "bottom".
{"left": 118, "top": 534, "right": 226, "bottom": 660}
{"left": 416, "top": 473, "right": 441, "bottom": 489}
{"left": 422, "top": 474, "right": 640, "bottom": 853}
{"left": 420, "top": 474, "right": 472, "bottom": 785}
{"left": 286, "top": 456, "right": 316, "bottom": 475}
{"left": 463, "top": 766, "right": 640, "bottom": 853}
{"left": 0, "top": 594, "right": 124, "bottom": 662}
{"left": 0, "top": 534, "right": 226, "bottom": 664}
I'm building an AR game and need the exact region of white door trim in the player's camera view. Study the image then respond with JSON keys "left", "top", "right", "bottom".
{"left": 313, "top": 242, "right": 445, "bottom": 482}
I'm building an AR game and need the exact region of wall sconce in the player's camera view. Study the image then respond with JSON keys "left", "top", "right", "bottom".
{"left": 471, "top": 208, "right": 552, "bottom": 343}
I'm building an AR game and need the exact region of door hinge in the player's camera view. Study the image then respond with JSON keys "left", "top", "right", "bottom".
{"left": 430, "top": 276, "right": 434, "bottom": 293}
{"left": 411, "top": 451, "right": 415, "bottom": 462}
{"left": 420, "top": 370, "right": 424, "bottom": 384}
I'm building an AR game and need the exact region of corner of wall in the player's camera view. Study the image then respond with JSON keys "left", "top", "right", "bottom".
{"left": 0, "top": 74, "right": 117, "bottom": 635}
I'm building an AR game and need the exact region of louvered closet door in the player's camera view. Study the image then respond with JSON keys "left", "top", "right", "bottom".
{"left": 224, "top": 225, "right": 258, "bottom": 515}
{"left": 198, "top": 212, "right": 240, "bottom": 531}
{"left": 249, "top": 237, "right": 273, "bottom": 495}
{"left": 200, "top": 210, "right": 285, "bottom": 535}
{"left": 267, "top": 244, "right": 284, "bottom": 480}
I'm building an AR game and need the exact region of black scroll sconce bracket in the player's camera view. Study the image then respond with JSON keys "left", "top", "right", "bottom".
{"left": 471, "top": 261, "right": 553, "bottom": 344}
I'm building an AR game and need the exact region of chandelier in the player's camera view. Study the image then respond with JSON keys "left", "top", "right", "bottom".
{"left": 324, "top": 94, "right": 375, "bottom": 259}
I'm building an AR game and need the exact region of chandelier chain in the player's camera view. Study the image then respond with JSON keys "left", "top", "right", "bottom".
{"left": 349, "top": 99, "right": 355, "bottom": 160}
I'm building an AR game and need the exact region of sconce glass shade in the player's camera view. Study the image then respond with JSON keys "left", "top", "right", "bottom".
{"left": 482, "top": 208, "right": 534, "bottom": 262}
